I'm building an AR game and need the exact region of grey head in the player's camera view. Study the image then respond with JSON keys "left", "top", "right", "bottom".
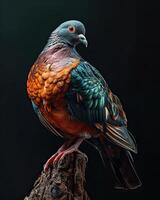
{"left": 49, "top": 20, "right": 88, "bottom": 48}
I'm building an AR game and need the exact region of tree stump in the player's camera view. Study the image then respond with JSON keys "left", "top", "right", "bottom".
{"left": 24, "top": 150, "right": 90, "bottom": 200}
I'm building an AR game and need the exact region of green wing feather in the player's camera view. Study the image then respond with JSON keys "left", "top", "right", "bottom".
{"left": 66, "top": 61, "right": 137, "bottom": 153}
{"left": 66, "top": 61, "right": 109, "bottom": 123}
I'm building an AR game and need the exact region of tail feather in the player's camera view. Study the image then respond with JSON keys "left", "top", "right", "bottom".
{"left": 106, "top": 145, "right": 142, "bottom": 189}
{"left": 87, "top": 137, "right": 142, "bottom": 190}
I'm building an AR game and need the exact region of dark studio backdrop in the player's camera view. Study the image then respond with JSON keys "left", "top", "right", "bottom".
{"left": 0, "top": 0, "right": 158, "bottom": 199}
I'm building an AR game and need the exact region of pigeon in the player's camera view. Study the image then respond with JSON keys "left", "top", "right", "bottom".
{"left": 27, "top": 20, "right": 141, "bottom": 189}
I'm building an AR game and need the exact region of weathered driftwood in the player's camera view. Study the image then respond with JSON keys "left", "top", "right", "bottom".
{"left": 25, "top": 150, "right": 90, "bottom": 200}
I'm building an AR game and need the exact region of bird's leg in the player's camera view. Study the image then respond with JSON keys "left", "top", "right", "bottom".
{"left": 54, "top": 138, "right": 84, "bottom": 162}
{"left": 44, "top": 139, "right": 74, "bottom": 172}
{"left": 44, "top": 138, "right": 83, "bottom": 172}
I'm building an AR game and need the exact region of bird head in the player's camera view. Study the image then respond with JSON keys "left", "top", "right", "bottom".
{"left": 52, "top": 20, "right": 88, "bottom": 48}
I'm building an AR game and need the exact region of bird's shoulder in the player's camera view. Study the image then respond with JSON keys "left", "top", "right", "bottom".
{"left": 67, "top": 61, "right": 127, "bottom": 125}
{"left": 70, "top": 61, "right": 107, "bottom": 86}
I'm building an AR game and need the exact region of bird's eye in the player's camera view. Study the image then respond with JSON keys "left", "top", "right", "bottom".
{"left": 68, "top": 26, "right": 76, "bottom": 33}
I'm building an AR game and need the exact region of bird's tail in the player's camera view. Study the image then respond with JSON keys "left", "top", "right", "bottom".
{"left": 87, "top": 137, "right": 142, "bottom": 190}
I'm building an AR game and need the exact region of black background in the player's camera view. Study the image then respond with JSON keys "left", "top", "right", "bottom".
{"left": 0, "top": 0, "right": 158, "bottom": 199}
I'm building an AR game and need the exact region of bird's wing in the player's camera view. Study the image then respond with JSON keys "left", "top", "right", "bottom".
{"left": 66, "top": 61, "right": 137, "bottom": 153}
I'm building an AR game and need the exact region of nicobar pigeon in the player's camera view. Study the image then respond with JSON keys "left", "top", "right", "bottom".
{"left": 27, "top": 20, "right": 142, "bottom": 189}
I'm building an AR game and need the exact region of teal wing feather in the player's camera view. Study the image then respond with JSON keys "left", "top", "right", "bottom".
{"left": 66, "top": 61, "right": 109, "bottom": 123}
{"left": 66, "top": 61, "right": 137, "bottom": 153}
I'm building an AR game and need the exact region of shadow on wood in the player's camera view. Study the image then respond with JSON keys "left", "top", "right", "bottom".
{"left": 25, "top": 150, "right": 90, "bottom": 200}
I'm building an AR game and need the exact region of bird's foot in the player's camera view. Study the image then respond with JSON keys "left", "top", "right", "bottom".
{"left": 43, "top": 152, "right": 60, "bottom": 172}
{"left": 43, "top": 148, "right": 81, "bottom": 172}
{"left": 43, "top": 138, "right": 84, "bottom": 172}
{"left": 43, "top": 140, "right": 74, "bottom": 172}
{"left": 54, "top": 148, "right": 80, "bottom": 161}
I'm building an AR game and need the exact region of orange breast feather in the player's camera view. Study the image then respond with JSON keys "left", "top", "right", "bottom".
{"left": 27, "top": 59, "right": 98, "bottom": 137}
{"left": 27, "top": 59, "right": 79, "bottom": 106}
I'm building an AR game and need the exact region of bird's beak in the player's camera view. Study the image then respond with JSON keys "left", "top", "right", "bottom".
{"left": 78, "top": 34, "right": 88, "bottom": 47}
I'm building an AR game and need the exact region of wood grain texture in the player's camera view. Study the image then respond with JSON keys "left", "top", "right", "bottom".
{"left": 24, "top": 150, "right": 90, "bottom": 200}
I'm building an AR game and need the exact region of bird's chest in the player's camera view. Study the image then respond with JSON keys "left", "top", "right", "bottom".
{"left": 27, "top": 59, "right": 79, "bottom": 106}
